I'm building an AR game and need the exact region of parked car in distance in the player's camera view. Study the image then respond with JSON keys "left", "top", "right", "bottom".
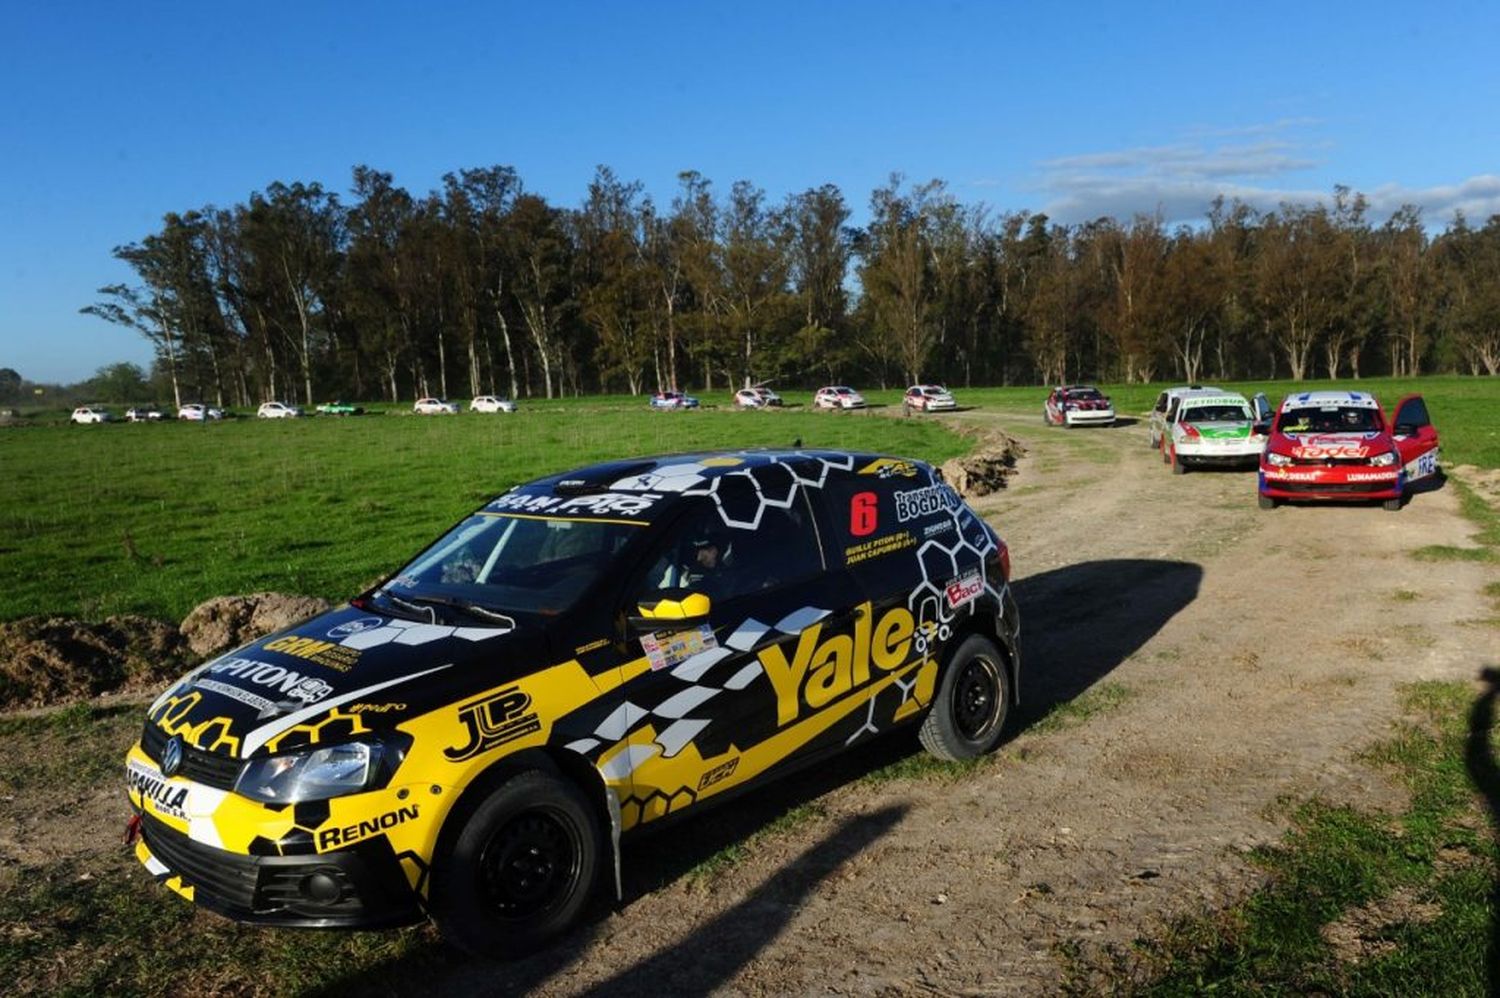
{"left": 1259, "top": 390, "right": 1440, "bottom": 511}
{"left": 124, "top": 447, "right": 1018, "bottom": 957}
{"left": 733, "top": 386, "right": 783, "bottom": 409}
{"left": 1159, "top": 390, "right": 1267, "bottom": 474}
{"left": 125, "top": 406, "right": 165, "bottom": 422}
{"left": 413, "top": 398, "right": 460, "bottom": 415}
{"left": 316, "top": 401, "right": 365, "bottom": 416}
{"left": 470, "top": 395, "right": 518, "bottom": 413}
{"left": 70, "top": 405, "right": 113, "bottom": 424}
{"left": 904, "top": 384, "right": 957, "bottom": 411}
{"left": 177, "top": 403, "right": 224, "bottom": 421}
{"left": 814, "top": 385, "right": 867, "bottom": 409}
{"left": 1044, "top": 385, "right": 1114, "bottom": 427}
{"left": 649, "top": 390, "right": 700, "bottom": 410}
{"left": 256, "top": 401, "right": 303, "bottom": 419}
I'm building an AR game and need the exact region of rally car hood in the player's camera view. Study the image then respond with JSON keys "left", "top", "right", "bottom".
{"left": 1272, "top": 429, "right": 1388, "bottom": 460}
{"left": 147, "top": 604, "right": 547, "bottom": 759}
{"left": 1179, "top": 420, "right": 1253, "bottom": 439}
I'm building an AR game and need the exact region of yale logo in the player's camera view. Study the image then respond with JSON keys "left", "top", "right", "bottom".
{"left": 759, "top": 600, "right": 915, "bottom": 726}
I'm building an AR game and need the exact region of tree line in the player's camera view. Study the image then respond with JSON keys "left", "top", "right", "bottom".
{"left": 82, "top": 166, "right": 1500, "bottom": 409}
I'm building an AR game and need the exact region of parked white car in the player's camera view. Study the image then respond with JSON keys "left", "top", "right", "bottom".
{"left": 470, "top": 395, "right": 517, "bottom": 413}
{"left": 1148, "top": 385, "right": 1222, "bottom": 448}
{"left": 414, "top": 398, "right": 460, "bottom": 415}
{"left": 1159, "top": 390, "right": 1268, "bottom": 474}
{"left": 904, "top": 384, "right": 957, "bottom": 411}
{"left": 733, "top": 387, "right": 784, "bottom": 409}
{"left": 177, "top": 403, "right": 224, "bottom": 421}
{"left": 256, "top": 401, "right": 303, "bottom": 419}
{"left": 814, "top": 385, "right": 867, "bottom": 410}
{"left": 70, "top": 406, "right": 113, "bottom": 424}
{"left": 125, "top": 406, "right": 164, "bottom": 422}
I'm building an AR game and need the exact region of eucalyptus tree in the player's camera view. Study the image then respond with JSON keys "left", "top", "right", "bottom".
{"left": 345, "top": 167, "right": 417, "bottom": 400}
{"left": 1381, "top": 204, "right": 1433, "bottom": 377}
{"left": 576, "top": 167, "right": 655, "bottom": 394}
{"left": 719, "top": 180, "right": 793, "bottom": 388}
{"left": 238, "top": 182, "right": 343, "bottom": 404}
{"left": 507, "top": 193, "right": 574, "bottom": 399}
{"left": 858, "top": 176, "right": 951, "bottom": 385}
{"left": 444, "top": 166, "right": 524, "bottom": 398}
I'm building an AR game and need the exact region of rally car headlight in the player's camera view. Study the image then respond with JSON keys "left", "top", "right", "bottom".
{"left": 235, "top": 738, "right": 406, "bottom": 803}
{"left": 1265, "top": 452, "right": 1292, "bottom": 467}
{"left": 1368, "top": 451, "right": 1397, "bottom": 467}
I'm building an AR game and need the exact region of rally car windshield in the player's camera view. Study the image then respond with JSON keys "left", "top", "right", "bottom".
{"left": 1183, "top": 404, "right": 1251, "bottom": 422}
{"left": 1065, "top": 391, "right": 1104, "bottom": 402}
{"left": 1280, "top": 406, "right": 1380, "bottom": 433}
{"left": 378, "top": 513, "right": 643, "bottom": 622}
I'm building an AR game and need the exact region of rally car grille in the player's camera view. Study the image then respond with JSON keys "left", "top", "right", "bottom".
{"left": 141, "top": 722, "right": 241, "bottom": 790}
{"left": 1275, "top": 481, "right": 1391, "bottom": 494}
{"left": 140, "top": 813, "right": 260, "bottom": 910}
{"left": 1290, "top": 456, "right": 1375, "bottom": 467}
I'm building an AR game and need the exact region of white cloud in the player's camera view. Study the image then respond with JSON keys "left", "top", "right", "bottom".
{"left": 1027, "top": 121, "right": 1500, "bottom": 228}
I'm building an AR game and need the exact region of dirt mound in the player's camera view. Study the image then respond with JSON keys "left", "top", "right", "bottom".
{"left": 940, "top": 427, "right": 1027, "bottom": 497}
{"left": 0, "top": 615, "right": 187, "bottom": 709}
{"left": 179, "top": 592, "right": 333, "bottom": 657}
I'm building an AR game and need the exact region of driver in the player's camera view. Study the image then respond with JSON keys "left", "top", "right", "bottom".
{"left": 679, "top": 529, "right": 733, "bottom": 596}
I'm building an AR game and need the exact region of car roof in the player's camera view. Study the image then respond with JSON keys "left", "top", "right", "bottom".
{"left": 510, "top": 448, "right": 914, "bottom": 502}
{"left": 1279, "top": 390, "right": 1379, "bottom": 411}
{"left": 1178, "top": 390, "right": 1248, "bottom": 405}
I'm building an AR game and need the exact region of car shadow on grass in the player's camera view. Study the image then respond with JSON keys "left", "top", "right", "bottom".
{"left": 1464, "top": 665, "right": 1500, "bottom": 989}
{"left": 1010, "top": 558, "right": 1202, "bottom": 728}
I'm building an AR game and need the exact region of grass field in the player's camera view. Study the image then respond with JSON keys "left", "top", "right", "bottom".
{"left": 0, "top": 404, "right": 969, "bottom": 622}
{"left": 3, "top": 376, "right": 1497, "bottom": 624}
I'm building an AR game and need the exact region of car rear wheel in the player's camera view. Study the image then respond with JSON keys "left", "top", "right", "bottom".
{"left": 920, "top": 635, "right": 1011, "bottom": 761}
{"left": 1170, "top": 447, "right": 1187, "bottom": 474}
{"left": 430, "top": 769, "right": 602, "bottom": 958}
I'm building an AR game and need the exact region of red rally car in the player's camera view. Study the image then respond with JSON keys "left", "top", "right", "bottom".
{"left": 1258, "top": 390, "right": 1440, "bottom": 511}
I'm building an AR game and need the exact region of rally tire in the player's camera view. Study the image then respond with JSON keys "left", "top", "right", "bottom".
{"left": 1161, "top": 441, "right": 1171, "bottom": 465}
{"left": 920, "top": 634, "right": 1011, "bottom": 761}
{"left": 1171, "top": 447, "right": 1186, "bottom": 474}
{"left": 1258, "top": 494, "right": 1276, "bottom": 510}
{"left": 1383, "top": 497, "right": 1403, "bottom": 511}
{"left": 430, "top": 769, "right": 602, "bottom": 958}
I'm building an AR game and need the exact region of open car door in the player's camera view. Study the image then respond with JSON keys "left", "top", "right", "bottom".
{"left": 1389, "top": 394, "right": 1440, "bottom": 482}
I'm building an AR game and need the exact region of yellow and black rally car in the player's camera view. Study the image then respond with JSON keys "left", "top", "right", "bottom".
{"left": 125, "top": 449, "right": 1021, "bottom": 955}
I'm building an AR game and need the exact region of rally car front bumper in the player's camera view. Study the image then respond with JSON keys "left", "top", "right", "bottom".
{"left": 1258, "top": 468, "right": 1403, "bottom": 502}
{"left": 134, "top": 810, "right": 424, "bottom": 929}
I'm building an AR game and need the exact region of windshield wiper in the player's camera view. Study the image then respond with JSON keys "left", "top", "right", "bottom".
{"left": 386, "top": 591, "right": 517, "bottom": 628}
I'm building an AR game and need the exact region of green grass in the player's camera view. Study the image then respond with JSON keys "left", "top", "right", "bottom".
{"left": 1067, "top": 680, "right": 1496, "bottom": 995}
{"left": 0, "top": 406, "right": 968, "bottom": 622}
{"left": 1030, "top": 682, "right": 1136, "bottom": 735}
{"left": 1411, "top": 478, "right": 1500, "bottom": 563}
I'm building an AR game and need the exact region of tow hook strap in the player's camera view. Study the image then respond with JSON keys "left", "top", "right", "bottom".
{"left": 123, "top": 814, "right": 142, "bottom": 845}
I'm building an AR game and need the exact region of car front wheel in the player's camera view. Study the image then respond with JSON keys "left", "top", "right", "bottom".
{"left": 920, "top": 634, "right": 1011, "bottom": 761}
{"left": 430, "top": 769, "right": 602, "bottom": 958}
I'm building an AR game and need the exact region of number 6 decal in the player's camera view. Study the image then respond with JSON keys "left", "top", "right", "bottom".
{"left": 850, "top": 491, "right": 878, "bottom": 536}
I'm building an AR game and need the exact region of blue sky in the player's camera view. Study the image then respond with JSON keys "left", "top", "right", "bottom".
{"left": 4, "top": 1, "right": 1498, "bottom": 383}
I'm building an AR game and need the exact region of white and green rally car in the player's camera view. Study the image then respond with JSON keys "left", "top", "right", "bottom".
{"left": 1159, "top": 390, "right": 1268, "bottom": 474}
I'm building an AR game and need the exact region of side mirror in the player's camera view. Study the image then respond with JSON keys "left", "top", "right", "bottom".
{"left": 1393, "top": 423, "right": 1416, "bottom": 437}
{"left": 1253, "top": 421, "right": 1272, "bottom": 436}
{"left": 627, "top": 588, "right": 712, "bottom": 632}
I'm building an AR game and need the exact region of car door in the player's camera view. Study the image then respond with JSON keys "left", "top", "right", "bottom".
{"left": 603, "top": 487, "right": 865, "bottom": 828}
{"left": 1389, "top": 394, "right": 1440, "bottom": 482}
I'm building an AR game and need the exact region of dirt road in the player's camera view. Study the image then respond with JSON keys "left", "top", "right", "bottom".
{"left": 10, "top": 404, "right": 1494, "bottom": 996}
{"left": 393, "top": 404, "right": 1491, "bottom": 996}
